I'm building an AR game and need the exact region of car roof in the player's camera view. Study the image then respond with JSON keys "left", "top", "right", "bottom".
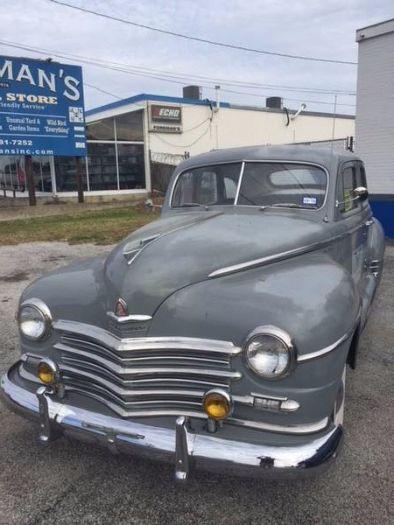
{"left": 177, "top": 145, "right": 360, "bottom": 172}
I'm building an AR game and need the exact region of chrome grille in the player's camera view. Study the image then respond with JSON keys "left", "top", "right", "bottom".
{"left": 53, "top": 320, "right": 242, "bottom": 419}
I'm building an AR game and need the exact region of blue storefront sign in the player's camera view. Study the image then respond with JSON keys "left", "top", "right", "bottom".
{"left": 0, "top": 55, "right": 86, "bottom": 156}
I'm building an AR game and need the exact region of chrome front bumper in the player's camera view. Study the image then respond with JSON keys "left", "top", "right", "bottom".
{"left": 0, "top": 369, "right": 343, "bottom": 482}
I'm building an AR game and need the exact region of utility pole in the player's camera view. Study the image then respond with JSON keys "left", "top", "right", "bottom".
{"left": 75, "top": 156, "right": 84, "bottom": 203}
{"left": 331, "top": 94, "right": 338, "bottom": 151}
{"left": 25, "top": 155, "right": 36, "bottom": 206}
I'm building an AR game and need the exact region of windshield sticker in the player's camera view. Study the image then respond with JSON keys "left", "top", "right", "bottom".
{"left": 302, "top": 196, "right": 317, "bottom": 205}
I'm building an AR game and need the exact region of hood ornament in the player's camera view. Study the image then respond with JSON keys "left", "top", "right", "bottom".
{"left": 115, "top": 298, "right": 128, "bottom": 317}
{"left": 107, "top": 298, "right": 152, "bottom": 324}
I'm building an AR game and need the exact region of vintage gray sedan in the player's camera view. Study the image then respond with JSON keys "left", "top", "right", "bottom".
{"left": 1, "top": 146, "right": 385, "bottom": 481}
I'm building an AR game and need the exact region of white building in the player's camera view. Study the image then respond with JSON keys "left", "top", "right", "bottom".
{"left": 0, "top": 90, "right": 355, "bottom": 201}
{"left": 356, "top": 19, "right": 394, "bottom": 236}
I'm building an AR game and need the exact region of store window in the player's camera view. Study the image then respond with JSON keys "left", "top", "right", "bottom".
{"left": 117, "top": 144, "right": 145, "bottom": 189}
{"left": 32, "top": 156, "right": 52, "bottom": 192}
{"left": 80, "top": 109, "right": 146, "bottom": 193}
{"left": 115, "top": 111, "right": 144, "bottom": 141}
{"left": 0, "top": 156, "right": 52, "bottom": 193}
{"left": 86, "top": 117, "right": 115, "bottom": 140}
{"left": 54, "top": 157, "right": 88, "bottom": 192}
{"left": 87, "top": 143, "right": 117, "bottom": 191}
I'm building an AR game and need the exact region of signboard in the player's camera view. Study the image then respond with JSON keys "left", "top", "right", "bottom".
{"left": 0, "top": 55, "right": 86, "bottom": 156}
{"left": 149, "top": 104, "right": 182, "bottom": 133}
{"left": 151, "top": 150, "right": 189, "bottom": 166}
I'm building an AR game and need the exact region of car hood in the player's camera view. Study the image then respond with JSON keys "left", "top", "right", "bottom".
{"left": 104, "top": 209, "right": 327, "bottom": 316}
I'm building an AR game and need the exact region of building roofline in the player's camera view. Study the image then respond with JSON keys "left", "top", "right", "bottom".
{"left": 85, "top": 94, "right": 229, "bottom": 117}
{"left": 357, "top": 17, "right": 394, "bottom": 33}
{"left": 85, "top": 93, "right": 354, "bottom": 120}
{"left": 356, "top": 18, "right": 394, "bottom": 42}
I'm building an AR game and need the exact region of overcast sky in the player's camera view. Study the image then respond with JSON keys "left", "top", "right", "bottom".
{"left": 1, "top": 0, "right": 393, "bottom": 114}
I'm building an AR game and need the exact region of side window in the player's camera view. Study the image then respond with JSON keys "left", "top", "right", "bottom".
{"left": 223, "top": 176, "right": 237, "bottom": 201}
{"left": 198, "top": 172, "right": 218, "bottom": 204}
{"left": 339, "top": 166, "right": 358, "bottom": 213}
{"left": 359, "top": 164, "right": 368, "bottom": 189}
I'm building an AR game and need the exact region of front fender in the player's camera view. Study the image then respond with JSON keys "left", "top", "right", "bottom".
{"left": 149, "top": 251, "right": 359, "bottom": 354}
{"left": 19, "top": 256, "right": 109, "bottom": 345}
{"left": 148, "top": 251, "right": 359, "bottom": 424}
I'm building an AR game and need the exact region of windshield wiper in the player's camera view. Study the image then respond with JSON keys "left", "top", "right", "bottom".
{"left": 260, "top": 203, "right": 312, "bottom": 210}
{"left": 175, "top": 202, "right": 209, "bottom": 209}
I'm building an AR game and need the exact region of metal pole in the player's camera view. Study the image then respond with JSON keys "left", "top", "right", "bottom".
{"left": 331, "top": 94, "right": 338, "bottom": 151}
{"left": 75, "top": 156, "right": 84, "bottom": 203}
{"left": 25, "top": 155, "right": 36, "bottom": 206}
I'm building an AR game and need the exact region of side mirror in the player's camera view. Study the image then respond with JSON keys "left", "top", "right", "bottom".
{"left": 354, "top": 186, "right": 368, "bottom": 201}
{"left": 335, "top": 186, "right": 369, "bottom": 209}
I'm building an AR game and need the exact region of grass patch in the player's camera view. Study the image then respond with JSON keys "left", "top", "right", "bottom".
{"left": 0, "top": 206, "right": 157, "bottom": 245}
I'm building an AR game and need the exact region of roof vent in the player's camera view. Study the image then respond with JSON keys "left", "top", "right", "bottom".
{"left": 266, "top": 96, "right": 283, "bottom": 109}
{"left": 183, "top": 85, "right": 202, "bottom": 100}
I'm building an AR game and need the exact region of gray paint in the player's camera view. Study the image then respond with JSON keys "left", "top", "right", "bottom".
{"left": 3, "top": 145, "right": 385, "bottom": 469}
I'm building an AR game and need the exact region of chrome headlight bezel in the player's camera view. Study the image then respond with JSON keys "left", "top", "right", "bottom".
{"left": 244, "top": 326, "right": 296, "bottom": 380}
{"left": 17, "top": 298, "right": 52, "bottom": 341}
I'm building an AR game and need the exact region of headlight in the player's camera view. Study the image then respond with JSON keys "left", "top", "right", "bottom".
{"left": 245, "top": 326, "right": 295, "bottom": 379}
{"left": 18, "top": 299, "right": 52, "bottom": 341}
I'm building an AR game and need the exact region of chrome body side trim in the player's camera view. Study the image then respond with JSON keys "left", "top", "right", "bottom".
{"left": 209, "top": 240, "right": 327, "bottom": 278}
{"left": 297, "top": 328, "right": 354, "bottom": 363}
{"left": 1, "top": 370, "right": 343, "bottom": 480}
{"left": 208, "top": 223, "right": 364, "bottom": 279}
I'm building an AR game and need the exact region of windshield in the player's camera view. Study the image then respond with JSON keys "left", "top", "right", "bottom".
{"left": 238, "top": 162, "right": 327, "bottom": 208}
{"left": 172, "top": 163, "right": 241, "bottom": 207}
{"left": 172, "top": 161, "right": 327, "bottom": 209}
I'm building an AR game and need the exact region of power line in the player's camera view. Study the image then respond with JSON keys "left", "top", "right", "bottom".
{"left": 81, "top": 81, "right": 356, "bottom": 113}
{"left": 213, "top": 87, "right": 356, "bottom": 107}
{"left": 47, "top": 0, "right": 357, "bottom": 66}
{"left": 84, "top": 82, "right": 123, "bottom": 99}
{"left": 0, "top": 39, "right": 356, "bottom": 97}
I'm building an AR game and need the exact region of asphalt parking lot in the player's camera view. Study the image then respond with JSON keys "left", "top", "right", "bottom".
{"left": 0, "top": 242, "right": 393, "bottom": 525}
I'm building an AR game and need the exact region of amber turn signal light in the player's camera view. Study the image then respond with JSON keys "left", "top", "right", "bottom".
{"left": 202, "top": 389, "right": 232, "bottom": 420}
{"left": 37, "top": 361, "right": 57, "bottom": 385}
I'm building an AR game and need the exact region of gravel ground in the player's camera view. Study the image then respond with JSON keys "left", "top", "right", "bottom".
{"left": 0, "top": 242, "right": 393, "bottom": 525}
